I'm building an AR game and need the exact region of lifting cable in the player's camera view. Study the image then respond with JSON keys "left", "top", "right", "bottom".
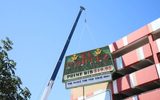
{"left": 76, "top": 11, "right": 97, "bottom": 52}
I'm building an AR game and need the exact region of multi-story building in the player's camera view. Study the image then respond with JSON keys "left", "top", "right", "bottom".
{"left": 70, "top": 18, "right": 160, "bottom": 100}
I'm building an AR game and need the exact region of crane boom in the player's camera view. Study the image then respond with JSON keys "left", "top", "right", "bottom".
{"left": 41, "top": 6, "right": 85, "bottom": 100}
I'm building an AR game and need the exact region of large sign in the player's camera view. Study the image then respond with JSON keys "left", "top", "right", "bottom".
{"left": 62, "top": 46, "right": 115, "bottom": 88}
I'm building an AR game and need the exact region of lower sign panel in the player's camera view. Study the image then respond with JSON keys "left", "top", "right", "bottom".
{"left": 65, "top": 73, "right": 112, "bottom": 89}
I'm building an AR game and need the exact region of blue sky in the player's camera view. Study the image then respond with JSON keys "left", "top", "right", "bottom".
{"left": 0, "top": 0, "right": 160, "bottom": 100}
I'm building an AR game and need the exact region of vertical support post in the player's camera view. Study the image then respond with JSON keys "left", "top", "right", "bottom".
{"left": 83, "top": 86, "right": 85, "bottom": 100}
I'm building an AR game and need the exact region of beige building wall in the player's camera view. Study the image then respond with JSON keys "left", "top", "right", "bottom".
{"left": 71, "top": 82, "right": 110, "bottom": 100}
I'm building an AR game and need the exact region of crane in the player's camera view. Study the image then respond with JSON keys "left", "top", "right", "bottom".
{"left": 41, "top": 6, "right": 85, "bottom": 100}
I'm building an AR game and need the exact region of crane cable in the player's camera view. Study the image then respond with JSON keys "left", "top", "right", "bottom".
{"left": 77, "top": 12, "right": 97, "bottom": 52}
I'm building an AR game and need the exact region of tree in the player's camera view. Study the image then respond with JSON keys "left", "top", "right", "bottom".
{"left": 0, "top": 37, "right": 31, "bottom": 100}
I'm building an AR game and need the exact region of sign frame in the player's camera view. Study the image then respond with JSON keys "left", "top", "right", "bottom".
{"left": 62, "top": 46, "right": 115, "bottom": 88}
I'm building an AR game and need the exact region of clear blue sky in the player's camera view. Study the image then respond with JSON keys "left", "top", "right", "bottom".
{"left": 0, "top": 0, "right": 160, "bottom": 100}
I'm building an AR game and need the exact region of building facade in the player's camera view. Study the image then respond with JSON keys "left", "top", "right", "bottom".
{"left": 70, "top": 18, "right": 160, "bottom": 100}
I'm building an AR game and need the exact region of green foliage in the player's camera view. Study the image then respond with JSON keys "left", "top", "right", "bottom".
{"left": 0, "top": 37, "right": 31, "bottom": 100}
